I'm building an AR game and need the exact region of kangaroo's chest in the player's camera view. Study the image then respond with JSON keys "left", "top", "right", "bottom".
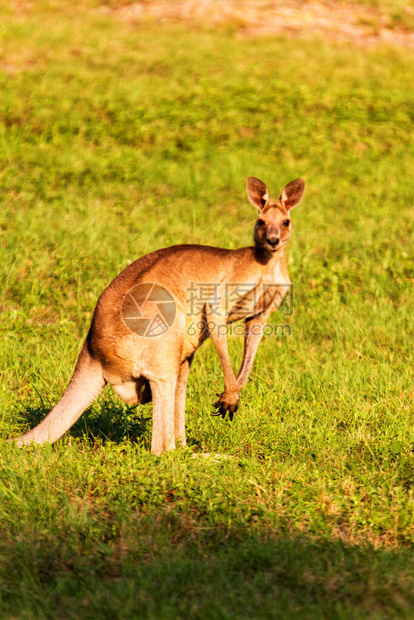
{"left": 182, "top": 254, "right": 290, "bottom": 329}
{"left": 181, "top": 256, "right": 290, "bottom": 358}
{"left": 224, "top": 261, "right": 290, "bottom": 323}
{"left": 226, "top": 280, "right": 290, "bottom": 322}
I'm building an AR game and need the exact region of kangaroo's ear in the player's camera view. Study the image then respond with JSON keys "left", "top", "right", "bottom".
{"left": 246, "top": 177, "right": 269, "bottom": 211}
{"left": 280, "top": 178, "right": 305, "bottom": 210}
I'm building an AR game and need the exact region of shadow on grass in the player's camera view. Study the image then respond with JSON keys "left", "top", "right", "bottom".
{"left": 1, "top": 525, "right": 413, "bottom": 619}
{"left": 15, "top": 394, "right": 206, "bottom": 452}
{"left": 16, "top": 397, "right": 153, "bottom": 446}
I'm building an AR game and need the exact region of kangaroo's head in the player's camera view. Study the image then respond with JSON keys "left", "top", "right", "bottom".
{"left": 247, "top": 177, "right": 305, "bottom": 255}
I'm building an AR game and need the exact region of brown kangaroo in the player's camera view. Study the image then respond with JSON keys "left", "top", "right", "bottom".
{"left": 12, "top": 176, "right": 305, "bottom": 455}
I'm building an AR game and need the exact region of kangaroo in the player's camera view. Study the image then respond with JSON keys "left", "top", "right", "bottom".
{"left": 12, "top": 176, "right": 305, "bottom": 455}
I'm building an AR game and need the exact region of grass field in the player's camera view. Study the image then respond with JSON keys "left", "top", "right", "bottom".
{"left": 1, "top": 1, "right": 414, "bottom": 617}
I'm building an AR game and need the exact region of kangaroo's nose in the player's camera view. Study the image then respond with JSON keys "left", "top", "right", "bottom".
{"left": 267, "top": 236, "right": 280, "bottom": 248}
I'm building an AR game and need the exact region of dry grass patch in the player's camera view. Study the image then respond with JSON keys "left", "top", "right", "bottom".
{"left": 109, "top": 0, "right": 414, "bottom": 48}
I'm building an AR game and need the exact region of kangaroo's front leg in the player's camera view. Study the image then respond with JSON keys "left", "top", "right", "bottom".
{"left": 149, "top": 378, "right": 177, "bottom": 456}
{"left": 236, "top": 314, "right": 267, "bottom": 389}
{"left": 208, "top": 311, "right": 240, "bottom": 421}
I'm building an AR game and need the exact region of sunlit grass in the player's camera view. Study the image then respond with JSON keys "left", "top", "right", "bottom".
{"left": 0, "top": 2, "right": 414, "bottom": 618}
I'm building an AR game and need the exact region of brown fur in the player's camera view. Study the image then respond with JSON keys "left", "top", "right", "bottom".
{"left": 13, "top": 176, "right": 305, "bottom": 455}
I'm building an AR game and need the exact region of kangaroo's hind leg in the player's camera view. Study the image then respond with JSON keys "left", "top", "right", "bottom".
{"left": 149, "top": 377, "right": 177, "bottom": 456}
{"left": 174, "top": 354, "right": 194, "bottom": 448}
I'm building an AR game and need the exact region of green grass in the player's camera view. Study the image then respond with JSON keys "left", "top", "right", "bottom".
{"left": 1, "top": 2, "right": 414, "bottom": 618}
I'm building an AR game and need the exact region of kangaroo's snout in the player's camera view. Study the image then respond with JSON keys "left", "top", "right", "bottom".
{"left": 266, "top": 235, "right": 280, "bottom": 249}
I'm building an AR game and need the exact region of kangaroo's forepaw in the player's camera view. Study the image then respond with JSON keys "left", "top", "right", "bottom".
{"left": 212, "top": 391, "right": 239, "bottom": 421}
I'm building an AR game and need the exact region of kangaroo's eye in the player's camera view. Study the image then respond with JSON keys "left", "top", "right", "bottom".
{"left": 257, "top": 219, "right": 265, "bottom": 227}
{"left": 283, "top": 220, "right": 290, "bottom": 227}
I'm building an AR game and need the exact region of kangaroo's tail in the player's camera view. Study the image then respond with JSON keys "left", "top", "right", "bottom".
{"left": 13, "top": 340, "right": 106, "bottom": 446}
